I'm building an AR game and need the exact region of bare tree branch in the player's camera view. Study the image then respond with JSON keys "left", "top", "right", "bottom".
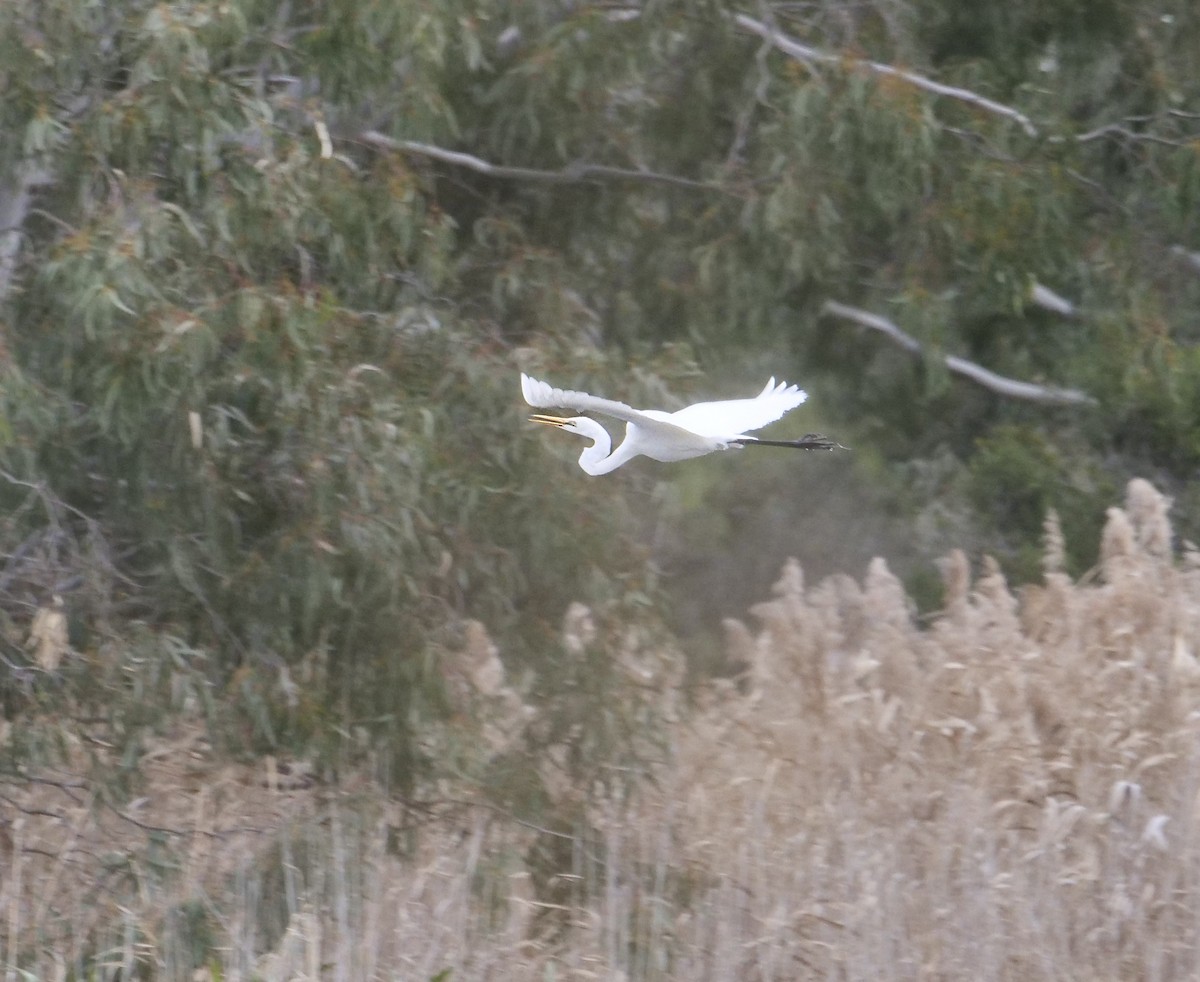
{"left": 733, "top": 14, "right": 1200, "bottom": 157}
{"left": 0, "top": 165, "right": 52, "bottom": 305}
{"left": 1074, "top": 122, "right": 1199, "bottom": 148}
{"left": 359, "top": 131, "right": 719, "bottom": 192}
{"left": 733, "top": 14, "right": 1040, "bottom": 138}
{"left": 1170, "top": 245, "right": 1200, "bottom": 275}
{"left": 821, "top": 300, "right": 1097, "bottom": 405}
{"left": 1029, "top": 282, "right": 1077, "bottom": 318}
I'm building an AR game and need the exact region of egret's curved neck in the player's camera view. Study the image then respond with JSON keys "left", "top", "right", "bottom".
{"left": 573, "top": 420, "right": 635, "bottom": 476}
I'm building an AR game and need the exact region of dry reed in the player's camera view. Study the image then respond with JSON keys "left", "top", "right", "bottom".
{"left": 636, "top": 477, "right": 1200, "bottom": 980}
{"left": 4, "top": 478, "right": 1200, "bottom": 980}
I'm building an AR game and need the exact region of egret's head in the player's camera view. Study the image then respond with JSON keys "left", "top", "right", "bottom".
{"left": 529, "top": 414, "right": 589, "bottom": 437}
{"left": 529, "top": 413, "right": 612, "bottom": 445}
{"left": 529, "top": 413, "right": 619, "bottom": 475}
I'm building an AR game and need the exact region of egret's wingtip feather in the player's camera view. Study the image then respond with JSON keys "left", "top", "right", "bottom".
{"left": 521, "top": 372, "right": 556, "bottom": 408}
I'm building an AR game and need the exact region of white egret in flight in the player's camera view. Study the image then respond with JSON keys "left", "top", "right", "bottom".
{"left": 521, "top": 372, "right": 844, "bottom": 476}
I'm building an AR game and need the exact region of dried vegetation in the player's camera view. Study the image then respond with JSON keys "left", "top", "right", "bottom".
{"left": 641, "top": 476, "right": 1200, "bottom": 979}
{"left": 4, "top": 479, "right": 1200, "bottom": 979}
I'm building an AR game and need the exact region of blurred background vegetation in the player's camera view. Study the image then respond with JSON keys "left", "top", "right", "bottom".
{"left": 1, "top": 0, "right": 1198, "bottom": 802}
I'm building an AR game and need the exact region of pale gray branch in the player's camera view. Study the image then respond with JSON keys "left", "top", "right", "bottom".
{"left": 733, "top": 14, "right": 1200, "bottom": 152}
{"left": 1170, "top": 245, "right": 1200, "bottom": 275}
{"left": 360, "top": 131, "right": 717, "bottom": 192}
{"left": 822, "top": 300, "right": 1096, "bottom": 405}
{"left": 0, "top": 165, "right": 51, "bottom": 304}
{"left": 733, "top": 14, "right": 1039, "bottom": 138}
{"left": 1029, "top": 282, "right": 1077, "bottom": 318}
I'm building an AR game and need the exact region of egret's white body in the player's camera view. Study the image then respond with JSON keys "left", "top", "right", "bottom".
{"left": 521, "top": 372, "right": 841, "bottom": 476}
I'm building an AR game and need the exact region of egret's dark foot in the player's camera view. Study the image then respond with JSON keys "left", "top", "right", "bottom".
{"left": 797, "top": 433, "right": 849, "bottom": 451}
{"left": 733, "top": 434, "right": 850, "bottom": 451}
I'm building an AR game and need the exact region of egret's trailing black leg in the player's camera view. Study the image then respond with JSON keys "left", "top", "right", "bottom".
{"left": 731, "top": 434, "right": 848, "bottom": 451}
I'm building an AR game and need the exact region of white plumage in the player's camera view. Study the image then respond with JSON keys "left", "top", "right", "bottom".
{"left": 521, "top": 372, "right": 841, "bottom": 476}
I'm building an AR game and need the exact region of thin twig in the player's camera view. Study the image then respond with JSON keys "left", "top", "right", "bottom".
{"left": 6, "top": 772, "right": 272, "bottom": 839}
{"left": 1074, "top": 123, "right": 1195, "bottom": 148}
{"left": 407, "top": 795, "right": 576, "bottom": 841}
{"left": 0, "top": 793, "right": 69, "bottom": 820}
{"left": 359, "top": 131, "right": 719, "bottom": 192}
{"left": 101, "top": 797, "right": 260, "bottom": 839}
{"left": 27, "top": 208, "right": 78, "bottom": 235}
{"left": 725, "top": 2, "right": 776, "bottom": 169}
{"left": 0, "top": 470, "right": 95, "bottom": 525}
{"left": 733, "top": 13, "right": 1040, "bottom": 138}
{"left": 821, "top": 300, "right": 1097, "bottom": 405}
{"left": 14, "top": 773, "right": 89, "bottom": 805}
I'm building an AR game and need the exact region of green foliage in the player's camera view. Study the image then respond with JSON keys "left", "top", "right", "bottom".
{"left": 0, "top": 0, "right": 668, "bottom": 793}
{"left": 965, "top": 424, "right": 1110, "bottom": 579}
{"left": 912, "top": 0, "right": 1135, "bottom": 90}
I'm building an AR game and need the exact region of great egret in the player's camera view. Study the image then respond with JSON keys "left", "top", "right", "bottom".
{"left": 521, "top": 372, "right": 844, "bottom": 476}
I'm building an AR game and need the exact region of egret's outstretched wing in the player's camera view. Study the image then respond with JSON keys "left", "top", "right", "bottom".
{"left": 520, "top": 373, "right": 715, "bottom": 452}
{"left": 668, "top": 378, "right": 808, "bottom": 437}
{"left": 521, "top": 373, "right": 651, "bottom": 426}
